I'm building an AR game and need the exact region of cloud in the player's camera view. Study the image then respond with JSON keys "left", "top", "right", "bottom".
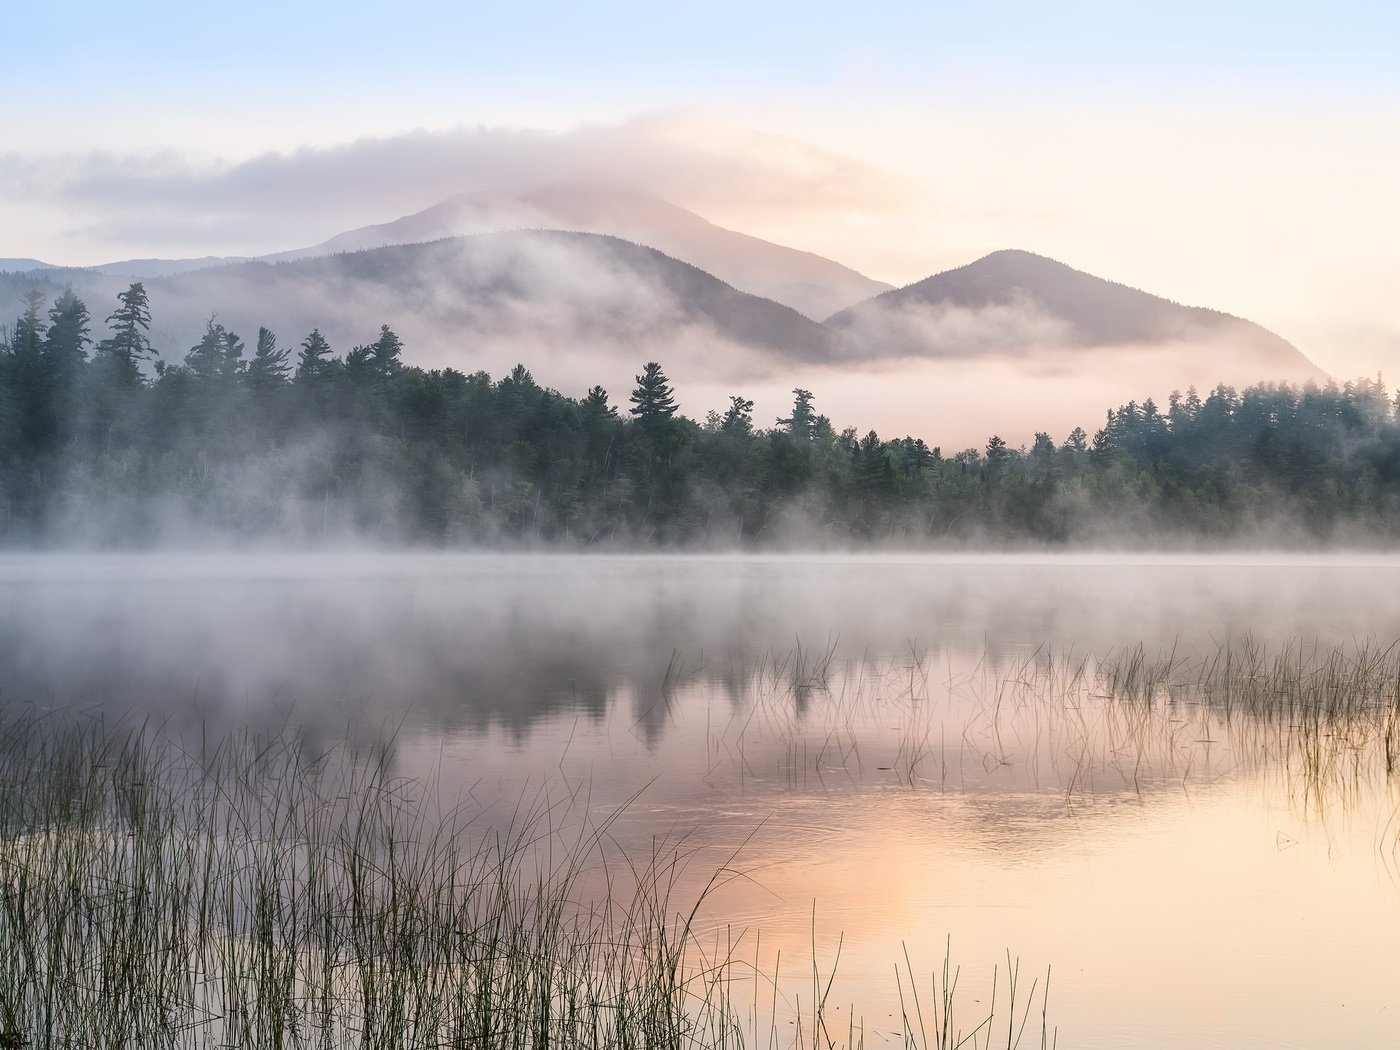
{"left": 833, "top": 294, "right": 1077, "bottom": 360}
{"left": 0, "top": 114, "right": 910, "bottom": 263}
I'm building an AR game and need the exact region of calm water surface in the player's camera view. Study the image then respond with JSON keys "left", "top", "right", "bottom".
{"left": 2, "top": 551, "right": 1398, "bottom": 1048}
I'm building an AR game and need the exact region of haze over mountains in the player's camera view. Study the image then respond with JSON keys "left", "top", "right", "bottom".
{"left": 2, "top": 185, "right": 1327, "bottom": 443}
{"left": 2, "top": 232, "right": 843, "bottom": 392}
{"left": 270, "top": 185, "right": 893, "bottom": 321}
{"left": 14, "top": 185, "right": 890, "bottom": 321}
{"left": 829, "top": 249, "right": 1324, "bottom": 379}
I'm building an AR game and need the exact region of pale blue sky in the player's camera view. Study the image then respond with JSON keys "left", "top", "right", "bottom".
{"left": 9, "top": 1, "right": 1399, "bottom": 121}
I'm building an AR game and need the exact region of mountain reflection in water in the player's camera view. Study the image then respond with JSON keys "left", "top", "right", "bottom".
{"left": 1, "top": 552, "right": 1398, "bottom": 1049}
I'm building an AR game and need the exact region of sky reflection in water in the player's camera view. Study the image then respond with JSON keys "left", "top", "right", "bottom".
{"left": 1, "top": 552, "right": 1398, "bottom": 1048}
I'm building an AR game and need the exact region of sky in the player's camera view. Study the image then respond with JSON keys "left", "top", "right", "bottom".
{"left": 4, "top": 0, "right": 1400, "bottom": 380}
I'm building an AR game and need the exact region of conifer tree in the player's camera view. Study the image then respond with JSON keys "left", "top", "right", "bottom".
{"left": 185, "top": 318, "right": 228, "bottom": 379}
{"left": 984, "top": 434, "right": 1012, "bottom": 482}
{"left": 370, "top": 324, "right": 404, "bottom": 378}
{"left": 45, "top": 287, "right": 91, "bottom": 377}
{"left": 720, "top": 395, "right": 754, "bottom": 435}
{"left": 628, "top": 361, "right": 677, "bottom": 431}
{"left": 778, "top": 388, "right": 816, "bottom": 440}
{"left": 295, "top": 328, "right": 334, "bottom": 381}
{"left": 8, "top": 291, "right": 49, "bottom": 455}
{"left": 96, "top": 282, "right": 154, "bottom": 385}
{"left": 582, "top": 385, "right": 615, "bottom": 420}
{"left": 245, "top": 327, "right": 290, "bottom": 390}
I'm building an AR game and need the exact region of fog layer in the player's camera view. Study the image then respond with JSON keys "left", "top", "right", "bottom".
{"left": 4, "top": 552, "right": 1397, "bottom": 735}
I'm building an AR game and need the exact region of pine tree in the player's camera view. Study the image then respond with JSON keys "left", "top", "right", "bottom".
{"left": 245, "top": 327, "right": 290, "bottom": 390}
{"left": 9, "top": 290, "right": 48, "bottom": 455}
{"left": 1030, "top": 431, "right": 1057, "bottom": 482}
{"left": 38, "top": 288, "right": 92, "bottom": 449}
{"left": 777, "top": 388, "right": 816, "bottom": 440}
{"left": 628, "top": 362, "right": 677, "bottom": 431}
{"left": 185, "top": 318, "right": 228, "bottom": 379}
{"left": 370, "top": 324, "right": 404, "bottom": 378}
{"left": 45, "top": 287, "right": 91, "bottom": 377}
{"left": 219, "top": 328, "right": 245, "bottom": 379}
{"left": 582, "top": 385, "right": 616, "bottom": 420}
{"left": 344, "top": 342, "right": 375, "bottom": 380}
{"left": 96, "top": 282, "right": 154, "bottom": 385}
{"left": 984, "top": 434, "right": 1012, "bottom": 482}
{"left": 720, "top": 395, "right": 754, "bottom": 435}
{"left": 580, "top": 385, "right": 620, "bottom": 480}
{"left": 856, "top": 430, "right": 894, "bottom": 493}
{"left": 295, "top": 329, "right": 334, "bottom": 381}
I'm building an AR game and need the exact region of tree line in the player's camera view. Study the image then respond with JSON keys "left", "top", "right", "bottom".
{"left": 2, "top": 281, "right": 1399, "bottom": 546}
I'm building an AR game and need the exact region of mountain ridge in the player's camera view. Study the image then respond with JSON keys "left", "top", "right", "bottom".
{"left": 268, "top": 184, "right": 892, "bottom": 319}
{"left": 827, "top": 248, "right": 1324, "bottom": 381}
{"left": 4, "top": 230, "right": 1328, "bottom": 397}
{"left": 0, "top": 230, "right": 845, "bottom": 387}
{"left": 16, "top": 185, "right": 890, "bottom": 320}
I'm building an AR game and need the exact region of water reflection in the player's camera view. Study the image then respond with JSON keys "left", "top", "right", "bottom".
{"left": 4, "top": 551, "right": 1400, "bottom": 733}
{"left": 2, "top": 552, "right": 1400, "bottom": 1048}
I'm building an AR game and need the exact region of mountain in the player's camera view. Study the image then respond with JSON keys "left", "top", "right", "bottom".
{"left": 86, "top": 256, "right": 249, "bottom": 278}
{"left": 0, "top": 259, "right": 57, "bottom": 273}
{"left": 828, "top": 249, "right": 1325, "bottom": 382}
{"left": 2, "top": 256, "right": 248, "bottom": 279}
{"left": 1, "top": 231, "right": 844, "bottom": 393}
{"left": 270, "top": 184, "right": 891, "bottom": 319}
{"left": 27, "top": 185, "right": 888, "bottom": 320}
{"left": 2, "top": 237, "right": 1335, "bottom": 448}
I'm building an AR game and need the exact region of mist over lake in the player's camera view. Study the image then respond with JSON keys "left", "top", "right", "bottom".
{"left": 6, "top": 550, "right": 1400, "bottom": 729}
{"left": 2, "top": 551, "right": 1397, "bottom": 1048}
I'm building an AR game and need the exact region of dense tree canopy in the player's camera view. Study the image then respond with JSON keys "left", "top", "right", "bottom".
{"left": 2, "top": 282, "right": 1399, "bottom": 547}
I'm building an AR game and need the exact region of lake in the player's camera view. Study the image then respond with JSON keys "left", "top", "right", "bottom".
{"left": 1, "top": 552, "right": 1398, "bottom": 1048}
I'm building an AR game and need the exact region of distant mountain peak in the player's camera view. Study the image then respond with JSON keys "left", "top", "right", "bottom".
{"left": 22, "top": 183, "right": 890, "bottom": 320}
{"left": 0, "top": 228, "right": 844, "bottom": 381}
{"left": 973, "top": 247, "right": 1053, "bottom": 264}
{"left": 269, "top": 183, "right": 891, "bottom": 319}
{"left": 0, "top": 258, "right": 60, "bottom": 274}
{"left": 828, "top": 248, "right": 1326, "bottom": 383}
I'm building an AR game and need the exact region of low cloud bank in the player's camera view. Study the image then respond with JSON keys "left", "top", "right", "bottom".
{"left": 1, "top": 115, "right": 908, "bottom": 264}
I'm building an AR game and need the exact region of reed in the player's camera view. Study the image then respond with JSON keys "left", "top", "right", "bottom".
{"left": 714, "top": 635, "right": 1400, "bottom": 812}
{"left": 0, "top": 709, "right": 1051, "bottom": 1050}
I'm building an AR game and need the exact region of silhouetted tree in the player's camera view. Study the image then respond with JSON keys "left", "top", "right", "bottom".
{"left": 245, "top": 327, "right": 290, "bottom": 390}
{"left": 96, "top": 282, "right": 154, "bottom": 385}
{"left": 984, "top": 434, "right": 1012, "bottom": 482}
{"left": 855, "top": 430, "right": 895, "bottom": 495}
{"left": 45, "top": 287, "right": 90, "bottom": 380}
{"left": 295, "top": 329, "right": 334, "bottom": 381}
{"left": 8, "top": 290, "right": 48, "bottom": 456}
{"left": 777, "top": 388, "right": 816, "bottom": 440}
{"left": 720, "top": 395, "right": 754, "bottom": 435}
{"left": 582, "top": 385, "right": 615, "bottom": 421}
{"left": 370, "top": 324, "right": 404, "bottom": 378}
{"left": 628, "top": 361, "right": 678, "bottom": 432}
{"left": 185, "top": 318, "right": 238, "bottom": 380}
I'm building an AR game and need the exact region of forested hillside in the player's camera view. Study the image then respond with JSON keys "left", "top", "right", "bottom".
{"left": 2, "top": 282, "right": 1398, "bottom": 546}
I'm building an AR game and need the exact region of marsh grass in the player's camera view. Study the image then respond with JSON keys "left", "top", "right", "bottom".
{"left": 708, "top": 636, "right": 1400, "bottom": 817}
{"left": 0, "top": 634, "right": 1393, "bottom": 1050}
{"left": 1108, "top": 637, "right": 1400, "bottom": 812}
{"left": 0, "top": 709, "right": 1053, "bottom": 1050}
{"left": 0, "top": 712, "right": 726, "bottom": 1049}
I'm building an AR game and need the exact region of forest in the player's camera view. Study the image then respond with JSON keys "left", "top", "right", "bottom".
{"left": 2, "top": 281, "right": 1398, "bottom": 547}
